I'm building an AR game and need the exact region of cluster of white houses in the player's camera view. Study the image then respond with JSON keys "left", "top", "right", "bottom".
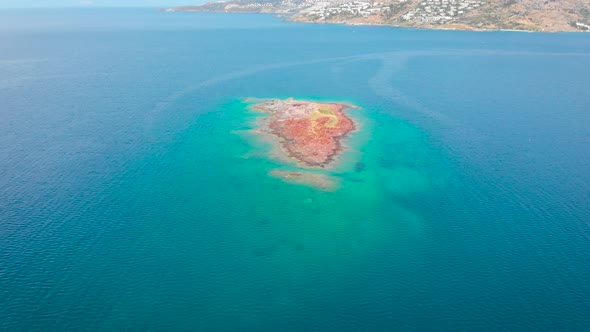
{"left": 401, "top": 0, "right": 485, "bottom": 24}
{"left": 299, "top": 1, "right": 390, "bottom": 19}
{"left": 288, "top": 0, "right": 486, "bottom": 23}
{"left": 180, "top": 0, "right": 489, "bottom": 24}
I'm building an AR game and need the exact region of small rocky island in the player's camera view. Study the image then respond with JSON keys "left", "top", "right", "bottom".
{"left": 251, "top": 98, "right": 357, "bottom": 167}
{"left": 248, "top": 98, "right": 359, "bottom": 189}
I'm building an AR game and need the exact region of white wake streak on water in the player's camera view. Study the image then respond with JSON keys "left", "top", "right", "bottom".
{"left": 144, "top": 49, "right": 590, "bottom": 139}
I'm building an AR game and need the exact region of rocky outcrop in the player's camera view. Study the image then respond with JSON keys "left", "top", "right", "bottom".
{"left": 251, "top": 98, "right": 357, "bottom": 168}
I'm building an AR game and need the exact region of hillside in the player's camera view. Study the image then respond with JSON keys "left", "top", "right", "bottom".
{"left": 168, "top": 0, "right": 590, "bottom": 32}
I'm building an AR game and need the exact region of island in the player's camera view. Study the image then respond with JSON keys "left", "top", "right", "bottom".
{"left": 250, "top": 98, "right": 357, "bottom": 168}
{"left": 166, "top": 0, "right": 590, "bottom": 33}
{"left": 244, "top": 98, "right": 359, "bottom": 190}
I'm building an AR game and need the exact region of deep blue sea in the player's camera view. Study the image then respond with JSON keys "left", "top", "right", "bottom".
{"left": 1, "top": 8, "right": 590, "bottom": 331}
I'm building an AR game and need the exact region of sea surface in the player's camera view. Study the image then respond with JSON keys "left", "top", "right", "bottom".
{"left": 1, "top": 8, "right": 590, "bottom": 331}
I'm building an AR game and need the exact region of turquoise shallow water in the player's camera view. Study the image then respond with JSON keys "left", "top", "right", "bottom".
{"left": 1, "top": 8, "right": 590, "bottom": 331}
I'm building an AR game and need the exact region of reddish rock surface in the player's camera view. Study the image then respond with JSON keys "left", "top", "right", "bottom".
{"left": 251, "top": 98, "right": 357, "bottom": 167}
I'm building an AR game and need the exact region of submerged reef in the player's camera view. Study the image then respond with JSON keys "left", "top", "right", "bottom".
{"left": 269, "top": 169, "right": 340, "bottom": 191}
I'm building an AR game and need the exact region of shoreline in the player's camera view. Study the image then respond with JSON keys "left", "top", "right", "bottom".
{"left": 164, "top": 10, "right": 589, "bottom": 34}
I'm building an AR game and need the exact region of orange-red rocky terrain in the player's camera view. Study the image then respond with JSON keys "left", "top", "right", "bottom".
{"left": 251, "top": 98, "right": 357, "bottom": 167}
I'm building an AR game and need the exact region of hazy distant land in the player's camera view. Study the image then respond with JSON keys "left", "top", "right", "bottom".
{"left": 167, "top": 0, "right": 590, "bottom": 32}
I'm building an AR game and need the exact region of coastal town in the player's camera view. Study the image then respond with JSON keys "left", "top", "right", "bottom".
{"left": 400, "top": 0, "right": 486, "bottom": 25}
{"left": 293, "top": 0, "right": 486, "bottom": 25}
{"left": 298, "top": 1, "right": 389, "bottom": 21}
{"left": 168, "top": 0, "right": 590, "bottom": 32}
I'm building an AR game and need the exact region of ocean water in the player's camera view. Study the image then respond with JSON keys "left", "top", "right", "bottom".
{"left": 1, "top": 8, "right": 590, "bottom": 331}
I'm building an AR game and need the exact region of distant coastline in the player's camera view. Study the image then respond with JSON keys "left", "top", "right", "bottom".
{"left": 165, "top": 0, "right": 590, "bottom": 33}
